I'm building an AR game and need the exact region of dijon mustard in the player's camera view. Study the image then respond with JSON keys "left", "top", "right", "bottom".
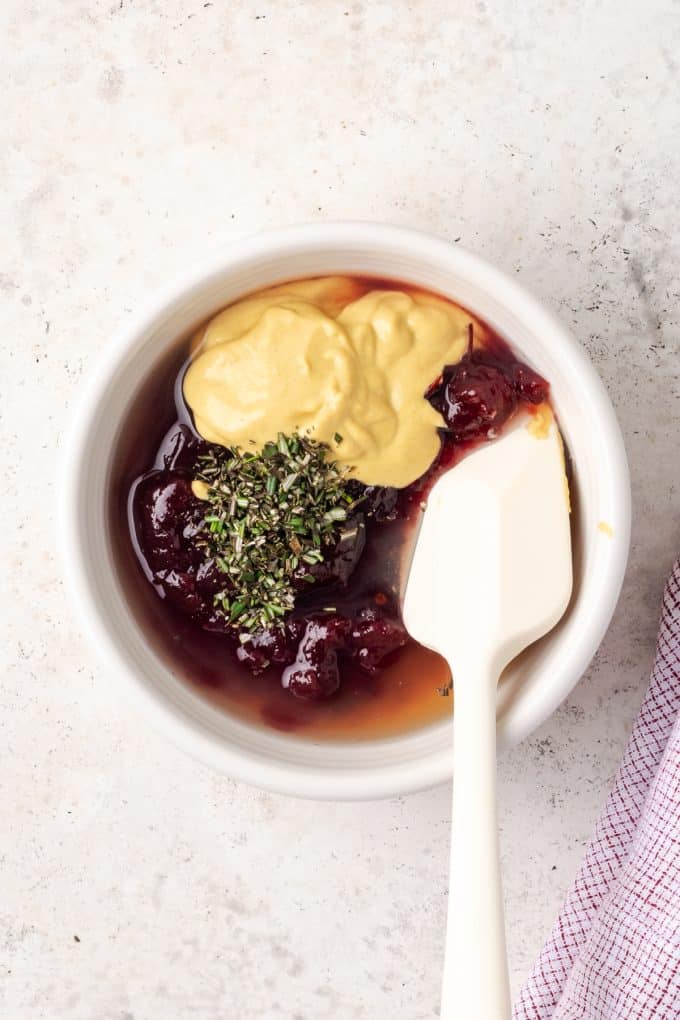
{"left": 184, "top": 277, "right": 476, "bottom": 488}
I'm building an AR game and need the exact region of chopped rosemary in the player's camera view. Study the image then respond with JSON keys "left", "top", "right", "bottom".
{"left": 195, "top": 433, "right": 358, "bottom": 634}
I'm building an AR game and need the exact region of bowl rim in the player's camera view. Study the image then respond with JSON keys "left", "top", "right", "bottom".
{"left": 59, "top": 221, "right": 631, "bottom": 800}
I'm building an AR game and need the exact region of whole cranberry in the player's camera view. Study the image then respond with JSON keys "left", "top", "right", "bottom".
{"left": 441, "top": 359, "right": 517, "bottom": 440}
{"left": 155, "top": 568, "right": 205, "bottom": 617}
{"left": 135, "top": 472, "right": 205, "bottom": 574}
{"left": 237, "top": 620, "right": 305, "bottom": 675}
{"left": 282, "top": 665, "right": 339, "bottom": 700}
{"left": 281, "top": 616, "right": 350, "bottom": 700}
{"left": 133, "top": 469, "right": 249, "bottom": 631}
{"left": 347, "top": 608, "right": 408, "bottom": 674}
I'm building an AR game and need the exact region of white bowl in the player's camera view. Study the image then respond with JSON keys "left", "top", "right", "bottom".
{"left": 60, "top": 222, "right": 630, "bottom": 800}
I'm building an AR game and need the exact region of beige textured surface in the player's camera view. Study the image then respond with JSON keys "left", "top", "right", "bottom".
{"left": 2, "top": 2, "right": 679, "bottom": 1018}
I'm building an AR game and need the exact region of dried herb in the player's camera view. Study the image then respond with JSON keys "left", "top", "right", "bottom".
{"left": 195, "top": 433, "right": 359, "bottom": 634}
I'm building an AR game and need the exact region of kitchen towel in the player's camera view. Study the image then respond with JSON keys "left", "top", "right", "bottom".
{"left": 514, "top": 560, "right": 680, "bottom": 1019}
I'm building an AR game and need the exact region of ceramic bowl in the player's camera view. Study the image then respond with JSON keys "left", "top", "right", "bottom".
{"left": 60, "top": 222, "right": 630, "bottom": 799}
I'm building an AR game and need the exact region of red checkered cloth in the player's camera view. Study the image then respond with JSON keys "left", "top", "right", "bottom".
{"left": 514, "top": 561, "right": 680, "bottom": 1020}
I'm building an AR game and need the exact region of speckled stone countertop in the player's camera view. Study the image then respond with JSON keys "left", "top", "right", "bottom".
{"left": 2, "top": 2, "right": 679, "bottom": 1018}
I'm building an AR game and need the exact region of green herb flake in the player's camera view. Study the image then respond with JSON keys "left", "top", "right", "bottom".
{"left": 194, "top": 432, "right": 356, "bottom": 634}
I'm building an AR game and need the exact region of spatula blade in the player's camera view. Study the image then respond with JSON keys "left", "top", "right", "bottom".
{"left": 402, "top": 418, "right": 572, "bottom": 674}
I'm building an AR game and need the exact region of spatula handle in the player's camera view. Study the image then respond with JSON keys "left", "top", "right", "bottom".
{"left": 440, "top": 664, "right": 511, "bottom": 1019}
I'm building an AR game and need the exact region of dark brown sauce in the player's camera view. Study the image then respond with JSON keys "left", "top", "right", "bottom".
{"left": 110, "top": 276, "right": 548, "bottom": 741}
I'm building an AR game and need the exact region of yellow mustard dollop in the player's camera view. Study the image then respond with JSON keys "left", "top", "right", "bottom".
{"left": 183, "top": 277, "right": 474, "bottom": 488}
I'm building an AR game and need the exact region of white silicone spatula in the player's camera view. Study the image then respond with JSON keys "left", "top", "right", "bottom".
{"left": 402, "top": 416, "right": 572, "bottom": 1020}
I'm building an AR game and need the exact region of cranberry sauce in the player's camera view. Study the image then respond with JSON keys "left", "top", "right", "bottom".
{"left": 129, "top": 423, "right": 413, "bottom": 702}
{"left": 113, "top": 279, "right": 549, "bottom": 739}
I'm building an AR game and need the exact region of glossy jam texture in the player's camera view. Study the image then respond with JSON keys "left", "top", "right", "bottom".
{"left": 132, "top": 423, "right": 410, "bottom": 701}
{"left": 120, "top": 277, "right": 549, "bottom": 739}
